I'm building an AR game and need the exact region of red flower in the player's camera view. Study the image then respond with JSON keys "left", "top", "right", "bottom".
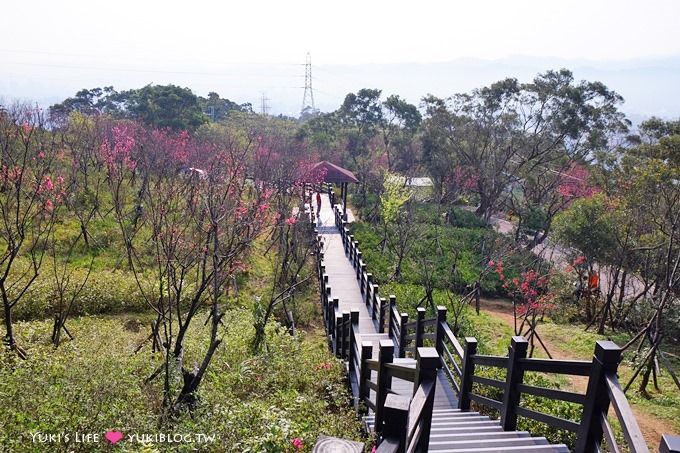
{"left": 291, "top": 438, "right": 303, "bottom": 450}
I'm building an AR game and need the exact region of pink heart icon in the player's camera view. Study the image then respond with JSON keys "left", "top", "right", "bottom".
{"left": 105, "top": 431, "right": 123, "bottom": 444}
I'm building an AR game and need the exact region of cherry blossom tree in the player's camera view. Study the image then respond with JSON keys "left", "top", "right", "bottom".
{"left": 0, "top": 104, "right": 64, "bottom": 357}
{"left": 102, "top": 122, "right": 278, "bottom": 413}
{"left": 493, "top": 260, "right": 557, "bottom": 357}
{"left": 251, "top": 137, "right": 322, "bottom": 351}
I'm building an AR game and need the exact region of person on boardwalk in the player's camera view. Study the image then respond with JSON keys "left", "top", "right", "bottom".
{"left": 316, "top": 191, "right": 322, "bottom": 213}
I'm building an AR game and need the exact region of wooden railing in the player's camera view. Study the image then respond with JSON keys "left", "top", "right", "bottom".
{"left": 317, "top": 204, "right": 678, "bottom": 453}
{"left": 458, "top": 336, "right": 650, "bottom": 452}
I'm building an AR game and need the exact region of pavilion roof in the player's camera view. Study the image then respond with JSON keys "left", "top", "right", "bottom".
{"left": 311, "top": 161, "right": 359, "bottom": 184}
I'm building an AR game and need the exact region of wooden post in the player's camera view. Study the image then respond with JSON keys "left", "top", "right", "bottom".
{"left": 324, "top": 284, "right": 331, "bottom": 330}
{"left": 333, "top": 298, "right": 338, "bottom": 317}
{"left": 575, "top": 340, "right": 622, "bottom": 452}
{"left": 341, "top": 311, "right": 350, "bottom": 359}
{"left": 378, "top": 297, "right": 388, "bottom": 333}
{"left": 374, "top": 339, "right": 395, "bottom": 435}
{"left": 388, "top": 295, "right": 397, "bottom": 339}
{"left": 412, "top": 347, "right": 440, "bottom": 451}
{"left": 334, "top": 312, "right": 343, "bottom": 357}
{"left": 356, "top": 252, "right": 363, "bottom": 278}
{"left": 317, "top": 257, "right": 325, "bottom": 279}
{"left": 415, "top": 307, "right": 426, "bottom": 349}
{"left": 379, "top": 394, "right": 409, "bottom": 453}
{"left": 358, "top": 341, "right": 373, "bottom": 414}
{"left": 348, "top": 310, "right": 360, "bottom": 378}
{"left": 660, "top": 435, "right": 680, "bottom": 453}
{"left": 414, "top": 347, "right": 440, "bottom": 394}
{"left": 435, "top": 306, "right": 447, "bottom": 360}
{"left": 398, "top": 313, "right": 409, "bottom": 358}
{"left": 501, "top": 336, "right": 528, "bottom": 431}
{"left": 342, "top": 182, "right": 348, "bottom": 215}
{"left": 365, "top": 274, "right": 373, "bottom": 304}
{"left": 372, "top": 285, "right": 380, "bottom": 320}
{"left": 459, "top": 337, "right": 478, "bottom": 411}
{"left": 324, "top": 289, "right": 333, "bottom": 332}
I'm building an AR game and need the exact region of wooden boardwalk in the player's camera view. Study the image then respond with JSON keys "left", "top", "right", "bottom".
{"left": 315, "top": 195, "right": 571, "bottom": 452}
{"left": 316, "top": 195, "right": 458, "bottom": 411}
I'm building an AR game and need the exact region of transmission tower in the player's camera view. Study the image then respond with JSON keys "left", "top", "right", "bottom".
{"left": 260, "top": 92, "right": 270, "bottom": 115}
{"left": 300, "top": 52, "right": 316, "bottom": 116}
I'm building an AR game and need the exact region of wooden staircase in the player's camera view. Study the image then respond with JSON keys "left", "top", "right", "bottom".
{"left": 367, "top": 409, "right": 569, "bottom": 452}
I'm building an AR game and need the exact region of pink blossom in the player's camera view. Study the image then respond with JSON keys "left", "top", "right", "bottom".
{"left": 291, "top": 438, "right": 303, "bottom": 450}
{"left": 285, "top": 217, "right": 297, "bottom": 226}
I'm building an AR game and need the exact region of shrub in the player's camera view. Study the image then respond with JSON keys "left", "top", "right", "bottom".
{"left": 1, "top": 310, "right": 365, "bottom": 452}
{"left": 7, "top": 266, "right": 149, "bottom": 321}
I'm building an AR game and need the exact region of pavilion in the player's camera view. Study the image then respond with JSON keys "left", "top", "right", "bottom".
{"left": 310, "top": 161, "right": 359, "bottom": 212}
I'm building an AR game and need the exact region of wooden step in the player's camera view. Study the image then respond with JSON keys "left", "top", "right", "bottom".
{"left": 429, "top": 431, "right": 531, "bottom": 442}
{"left": 428, "top": 436, "right": 554, "bottom": 450}
{"left": 430, "top": 425, "right": 506, "bottom": 435}
{"left": 430, "top": 416, "right": 494, "bottom": 426}
{"left": 432, "top": 444, "right": 570, "bottom": 453}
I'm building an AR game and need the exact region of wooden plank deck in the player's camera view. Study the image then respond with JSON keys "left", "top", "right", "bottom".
{"left": 315, "top": 195, "right": 569, "bottom": 452}
{"left": 316, "top": 195, "right": 458, "bottom": 410}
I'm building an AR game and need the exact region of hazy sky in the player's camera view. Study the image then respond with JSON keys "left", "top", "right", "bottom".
{"left": 2, "top": 0, "right": 680, "bottom": 115}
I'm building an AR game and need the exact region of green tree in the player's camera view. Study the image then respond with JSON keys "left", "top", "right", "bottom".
{"left": 381, "top": 95, "right": 422, "bottom": 172}
{"left": 337, "top": 89, "right": 386, "bottom": 211}
{"left": 121, "top": 84, "right": 209, "bottom": 131}
{"left": 198, "top": 91, "right": 252, "bottom": 121}
{"left": 615, "top": 118, "right": 680, "bottom": 394}
{"left": 50, "top": 85, "right": 211, "bottom": 132}
{"left": 49, "top": 86, "right": 121, "bottom": 121}
{"left": 421, "top": 69, "right": 628, "bottom": 236}
{"left": 338, "top": 88, "right": 384, "bottom": 164}
{"left": 380, "top": 172, "right": 419, "bottom": 280}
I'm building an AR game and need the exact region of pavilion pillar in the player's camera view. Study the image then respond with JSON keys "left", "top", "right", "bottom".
{"left": 342, "top": 182, "right": 348, "bottom": 211}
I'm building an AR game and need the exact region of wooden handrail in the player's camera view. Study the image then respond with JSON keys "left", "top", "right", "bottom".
{"left": 604, "top": 371, "right": 648, "bottom": 452}
{"left": 439, "top": 321, "right": 464, "bottom": 359}
{"left": 518, "top": 357, "right": 592, "bottom": 375}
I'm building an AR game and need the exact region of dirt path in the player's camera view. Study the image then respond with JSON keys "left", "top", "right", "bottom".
{"left": 479, "top": 298, "right": 674, "bottom": 449}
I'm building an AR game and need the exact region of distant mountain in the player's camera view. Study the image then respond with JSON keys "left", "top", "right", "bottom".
{"left": 314, "top": 55, "right": 680, "bottom": 122}
{"left": 3, "top": 55, "right": 678, "bottom": 122}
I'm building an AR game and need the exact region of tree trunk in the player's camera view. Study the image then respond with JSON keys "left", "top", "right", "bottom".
{"left": 3, "top": 297, "right": 14, "bottom": 349}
